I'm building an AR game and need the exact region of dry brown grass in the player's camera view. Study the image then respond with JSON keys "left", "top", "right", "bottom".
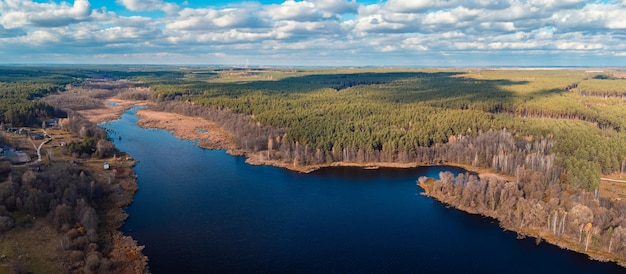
{"left": 135, "top": 109, "right": 235, "bottom": 150}
{"left": 0, "top": 216, "right": 67, "bottom": 274}
{"left": 77, "top": 99, "right": 153, "bottom": 124}
{"left": 599, "top": 177, "right": 626, "bottom": 201}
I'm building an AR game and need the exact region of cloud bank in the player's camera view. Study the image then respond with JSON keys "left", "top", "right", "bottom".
{"left": 1, "top": 0, "right": 625, "bottom": 66}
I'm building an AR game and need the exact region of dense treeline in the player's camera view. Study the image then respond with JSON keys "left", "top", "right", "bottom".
{"left": 0, "top": 82, "right": 67, "bottom": 126}
{"left": 136, "top": 68, "right": 626, "bottom": 192}
{"left": 577, "top": 79, "right": 626, "bottom": 98}
{"left": 420, "top": 170, "right": 626, "bottom": 264}
{"left": 0, "top": 67, "right": 87, "bottom": 126}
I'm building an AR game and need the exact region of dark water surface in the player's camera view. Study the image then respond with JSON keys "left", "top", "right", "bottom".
{"left": 103, "top": 107, "right": 623, "bottom": 273}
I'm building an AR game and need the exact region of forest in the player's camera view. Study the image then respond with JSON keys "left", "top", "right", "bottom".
{"left": 130, "top": 68, "right": 626, "bottom": 192}
{"left": 420, "top": 169, "right": 626, "bottom": 265}
{"left": 0, "top": 67, "right": 74, "bottom": 126}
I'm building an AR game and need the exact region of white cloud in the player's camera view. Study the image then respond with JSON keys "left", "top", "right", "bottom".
{"left": 488, "top": 41, "right": 538, "bottom": 50}
{"left": 312, "top": 0, "right": 358, "bottom": 14}
{"left": 422, "top": 7, "right": 478, "bottom": 26}
{"left": 463, "top": 0, "right": 510, "bottom": 10}
{"left": 556, "top": 41, "right": 604, "bottom": 50}
{"left": 166, "top": 7, "right": 267, "bottom": 30}
{"left": 529, "top": 0, "right": 586, "bottom": 9}
{"left": 274, "top": 20, "right": 345, "bottom": 39}
{"left": 423, "top": 11, "right": 457, "bottom": 25}
{"left": 0, "top": 0, "right": 92, "bottom": 28}
{"left": 385, "top": 0, "right": 458, "bottom": 13}
{"left": 116, "top": 0, "right": 179, "bottom": 13}
{"left": 550, "top": 4, "right": 626, "bottom": 32}
{"left": 1, "top": 0, "right": 626, "bottom": 65}
{"left": 453, "top": 42, "right": 487, "bottom": 50}
{"left": 168, "top": 29, "right": 274, "bottom": 44}
{"left": 479, "top": 22, "right": 516, "bottom": 32}
{"left": 354, "top": 13, "right": 412, "bottom": 33}
{"left": 264, "top": 1, "right": 324, "bottom": 22}
{"left": 22, "top": 29, "right": 62, "bottom": 44}
{"left": 533, "top": 27, "right": 554, "bottom": 40}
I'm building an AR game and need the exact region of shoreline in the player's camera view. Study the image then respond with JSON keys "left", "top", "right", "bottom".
{"left": 76, "top": 100, "right": 151, "bottom": 273}
{"left": 133, "top": 107, "right": 498, "bottom": 176}
{"left": 129, "top": 106, "right": 511, "bottom": 179}
{"left": 131, "top": 107, "right": 521, "bottom": 183}
{"left": 126, "top": 103, "right": 625, "bottom": 269}
{"left": 418, "top": 181, "right": 626, "bottom": 268}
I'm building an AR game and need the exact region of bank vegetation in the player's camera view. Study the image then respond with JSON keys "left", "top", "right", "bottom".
{"left": 0, "top": 67, "right": 148, "bottom": 273}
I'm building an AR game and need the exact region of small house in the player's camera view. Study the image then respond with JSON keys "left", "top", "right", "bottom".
{"left": 7, "top": 151, "right": 30, "bottom": 164}
{"left": 45, "top": 119, "right": 58, "bottom": 128}
{"left": 32, "top": 133, "right": 45, "bottom": 140}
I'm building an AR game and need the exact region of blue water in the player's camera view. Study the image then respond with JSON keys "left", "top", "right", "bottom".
{"left": 103, "top": 107, "right": 624, "bottom": 274}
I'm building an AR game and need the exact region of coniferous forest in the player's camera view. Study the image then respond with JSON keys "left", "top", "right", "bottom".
{"left": 137, "top": 68, "right": 626, "bottom": 191}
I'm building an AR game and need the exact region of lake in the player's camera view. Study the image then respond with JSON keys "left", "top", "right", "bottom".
{"left": 103, "top": 107, "right": 623, "bottom": 273}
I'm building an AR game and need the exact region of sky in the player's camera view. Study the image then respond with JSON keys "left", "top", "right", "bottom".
{"left": 1, "top": 0, "right": 626, "bottom": 66}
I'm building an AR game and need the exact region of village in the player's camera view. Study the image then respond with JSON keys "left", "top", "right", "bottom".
{"left": 0, "top": 118, "right": 125, "bottom": 171}
{"left": 1, "top": 119, "right": 58, "bottom": 165}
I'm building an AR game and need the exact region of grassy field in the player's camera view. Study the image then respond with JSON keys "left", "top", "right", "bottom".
{"left": 0, "top": 214, "right": 67, "bottom": 273}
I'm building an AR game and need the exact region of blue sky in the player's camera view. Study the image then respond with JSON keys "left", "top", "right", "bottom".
{"left": 1, "top": 0, "right": 626, "bottom": 66}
